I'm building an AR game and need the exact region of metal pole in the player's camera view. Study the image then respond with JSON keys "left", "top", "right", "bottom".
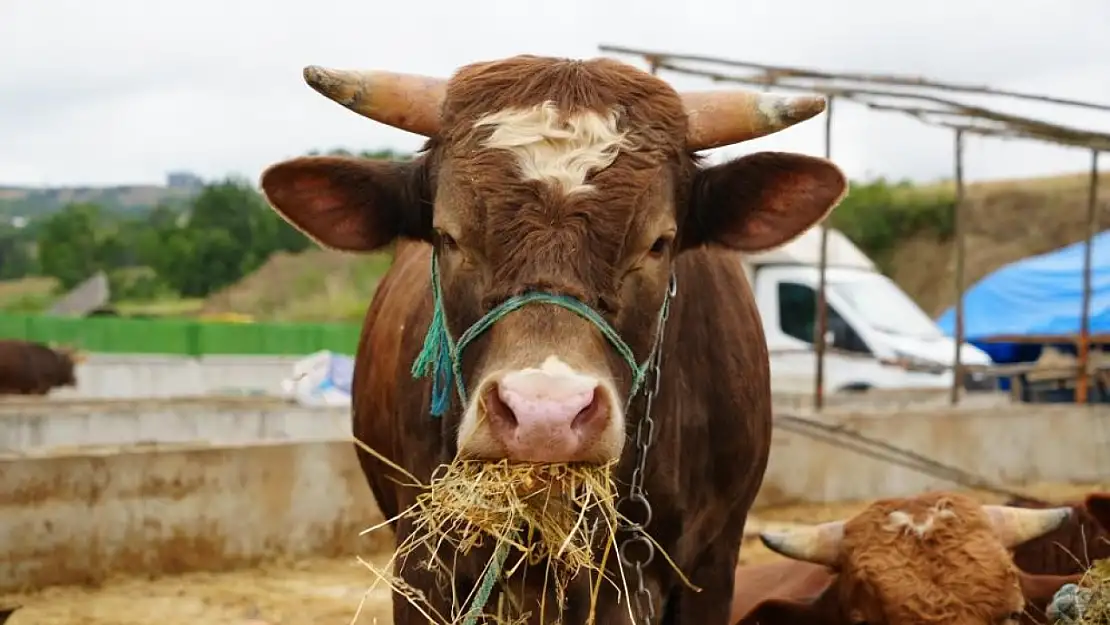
{"left": 814, "top": 96, "right": 834, "bottom": 411}
{"left": 950, "top": 129, "right": 966, "bottom": 406}
{"left": 1077, "top": 149, "right": 1100, "bottom": 404}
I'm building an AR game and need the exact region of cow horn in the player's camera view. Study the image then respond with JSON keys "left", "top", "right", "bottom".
{"left": 981, "top": 505, "right": 1072, "bottom": 549}
{"left": 682, "top": 91, "right": 828, "bottom": 151}
{"left": 759, "top": 520, "right": 845, "bottom": 567}
{"left": 302, "top": 66, "right": 446, "bottom": 138}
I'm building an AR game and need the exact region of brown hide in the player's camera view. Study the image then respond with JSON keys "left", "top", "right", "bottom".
{"left": 0, "top": 339, "right": 77, "bottom": 395}
{"left": 357, "top": 241, "right": 777, "bottom": 623}
{"left": 1006, "top": 493, "right": 1110, "bottom": 575}
{"left": 262, "top": 54, "right": 847, "bottom": 625}
{"left": 731, "top": 493, "right": 1081, "bottom": 625}
{"left": 729, "top": 560, "right": 1079, "bottom": 625}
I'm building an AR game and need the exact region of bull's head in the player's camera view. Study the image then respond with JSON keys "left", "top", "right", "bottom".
{"left": 752, "top": 495, "right": 1074, "bottom": 625}
{"left": 261, "top": 55, "right": 846, "bottom": 464}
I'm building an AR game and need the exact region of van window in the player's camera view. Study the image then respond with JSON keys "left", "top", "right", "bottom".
{"left": 777, "top": 282, "right": 871, "bottom": 355}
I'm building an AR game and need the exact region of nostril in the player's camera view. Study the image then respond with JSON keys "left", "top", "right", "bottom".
{"left": 571, "top": 389, "right": 606, "bottom": 431}
{"left": 484, "top": 384, "right": 518, "bottom": 428}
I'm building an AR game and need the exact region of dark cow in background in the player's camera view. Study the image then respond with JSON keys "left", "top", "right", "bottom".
{"left": 729, "top": 492, "right": 1081, "bottom": 625}
{"left": 260, "top": 54, "right": 846, "bottom": 624}
{"left": 0, "top": 339, "right": 82, "bottom": 396}
{"left": 1006, "top": 492, "right": 1110, "bottom": 575}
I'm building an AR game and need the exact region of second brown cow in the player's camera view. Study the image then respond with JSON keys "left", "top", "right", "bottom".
{"left": 730, "top": 492, "right": 1081, "bottom": 625}
{"left": 0, "top": 339, "right": 81, "bottom": 396}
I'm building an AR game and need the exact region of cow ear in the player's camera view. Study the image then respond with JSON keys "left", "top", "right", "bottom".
{"left": 1085, "top": 492, "right": 1110, "bottom": 530}
{"left": 683, "top": 151, "right": 847, "bottom": 253}
{"left": 260, "top": 156, "right": 431, "bottom": 252}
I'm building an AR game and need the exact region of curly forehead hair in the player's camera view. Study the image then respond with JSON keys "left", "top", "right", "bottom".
{"left": 839, "top": 493, "right": 1022, "bottom": 624}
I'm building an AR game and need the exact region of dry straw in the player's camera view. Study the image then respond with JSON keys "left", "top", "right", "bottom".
{"left": 1070, "top": 558, "right": 1110, "bottom": 624}
{"left": 350, "top": 438, "right": 695, "bottom": 624}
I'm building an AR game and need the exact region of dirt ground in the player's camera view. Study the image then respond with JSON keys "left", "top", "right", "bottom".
{"left": 3, "top": 481, "right": 1105, "bottom": 625}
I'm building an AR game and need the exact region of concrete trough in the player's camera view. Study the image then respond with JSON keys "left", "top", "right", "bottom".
{"left": 1, "top": 395, "right": 1106, "bottom": 594}
{"left": 0, "top": 399, "right": 386, "bottom": 594}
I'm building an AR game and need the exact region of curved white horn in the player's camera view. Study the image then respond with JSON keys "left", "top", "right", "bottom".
{"left": 759, "top": 520, "right": 845, "bottom": 567}
{"left": 981, "top": 505, "right": 1072, "bottom": 549}
{"left": 682, "top": 91, "right": 828, "bottom": 151}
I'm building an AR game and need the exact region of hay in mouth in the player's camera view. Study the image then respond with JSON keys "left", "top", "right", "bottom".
{"left": 351, "top": 439, "right": 694, "bottom": 624}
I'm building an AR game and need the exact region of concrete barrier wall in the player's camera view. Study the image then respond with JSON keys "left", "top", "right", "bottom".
{"left": 55, "top": 354, "right": 305, "bottom": 399}
{"left": 0, "top": 397, "right": 348, "bottom": 454}
{"left": 58, "top": 354, "right": 1001, "bottom": 402}
{"left": 1, "top": 398, "right": 1105, "bottom": 592}
{"left": 0, "top": 441, "right": 386, "bottom": 593}
{"left": 0, "top": 400, "right": 377, "bottom": 593}
{"left": 755, "top": 403, "right": 1110, "bottom": 507}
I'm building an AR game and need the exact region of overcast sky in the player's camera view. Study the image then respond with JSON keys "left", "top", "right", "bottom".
{"left": 2, "top": 0, "right": 1108, "bottom": 188}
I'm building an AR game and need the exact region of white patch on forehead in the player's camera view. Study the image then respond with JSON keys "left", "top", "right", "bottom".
{"left": 474, "top": 101, "right": 629, "bottom": 195}
{"left": 884, "top": 505, "right": 958, "bottom": 538}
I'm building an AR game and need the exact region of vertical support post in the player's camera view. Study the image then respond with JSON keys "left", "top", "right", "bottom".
{"left": 1078, "top": 149, "right": 1100, "bottom": 404}
{"left": 814, "top": 96, "right": 834, "bottom": 411}
{"left": 950, "top": 129, "right": 966, "bottom": 406}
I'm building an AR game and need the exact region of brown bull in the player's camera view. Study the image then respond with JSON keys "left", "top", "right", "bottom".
{"left": 729, "top": 492, "right": 1081, "bottom": 625}
{"left": 1005, "top": 492, "right": 1110, "bottom": 576}
{"left": 0, "top": 339, "right": 80, "bottom": 395}
{"left": 260, "top": 54, "right": 846, "bottom": 624}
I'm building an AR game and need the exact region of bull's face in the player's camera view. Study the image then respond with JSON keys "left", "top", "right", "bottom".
{"left": 751, "top": 494, "right": 1074, "bottom": 625}
{"left": 260, "top": 55, "right": 847, "bottom": 465}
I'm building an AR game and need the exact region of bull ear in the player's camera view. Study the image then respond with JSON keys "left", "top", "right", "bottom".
{"left": 260, "top": 156, "right": 431, "bottom": 252}
{"left": 1085, "top": 492, "right": 1110, "bottom": 530}
{"left": 683, "top": 151, "right": 847, "bottom": 253}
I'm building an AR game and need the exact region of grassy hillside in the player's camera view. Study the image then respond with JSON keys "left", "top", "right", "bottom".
{"left": 199, "top": 249, "right": 394, "bottom": 322}
{"left": 0, "top": 184, "right": 198, "bottom": 217}
{"left": 1, "top": 170, "right": 1105, "bottom": 323}
{"left": 887, "top": 172, "right": 1110, "bottom": 315}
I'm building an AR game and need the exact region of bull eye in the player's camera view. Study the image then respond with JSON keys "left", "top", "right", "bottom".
{"left": 435, "top": 230, "right": 458, "bottom": 251}
{"left": 648, "top": 235, "right": 672, "bottom": 257}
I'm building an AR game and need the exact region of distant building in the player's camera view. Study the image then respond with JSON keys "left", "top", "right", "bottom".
{"left": 166, "top": 171, "right": 204, "bottom": 190}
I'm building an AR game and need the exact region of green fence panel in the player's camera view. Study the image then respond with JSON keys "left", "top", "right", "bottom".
{"left": 317, "top": 324, "right": 362, "bottom": 355}
{"left": 0, "top": 314, "right": 364, "bottom": 356}
{"left": 25, "top": 316, "right": 199, "bottom": 354}
{"left": 0, "top": 315, "right": 32, "bottom": 341}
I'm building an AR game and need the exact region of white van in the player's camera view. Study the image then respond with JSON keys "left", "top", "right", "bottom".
{"left": 744, "top": 227, "right": 994, "bottom": 394}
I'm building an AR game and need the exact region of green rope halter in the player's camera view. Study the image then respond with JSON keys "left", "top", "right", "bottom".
{"left": 411, "top": 252, "right": 674, "bottom": 418}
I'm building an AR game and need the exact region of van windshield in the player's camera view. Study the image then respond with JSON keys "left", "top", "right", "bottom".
{"left": 829, "top": 274, "right": 944, "bottom": 339}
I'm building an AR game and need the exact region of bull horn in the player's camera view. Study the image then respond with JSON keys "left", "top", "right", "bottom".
{"left": 759, "top": 520, "right": 845, "bottom": 567}
{"left": 981, "top": 505, "right": 1072, "bottom": 549}
{"left": 682, "top": 91, "right": 828, "bottom": 152}
{"left": 302, "top": 66, "right": 446, "bottom": 137}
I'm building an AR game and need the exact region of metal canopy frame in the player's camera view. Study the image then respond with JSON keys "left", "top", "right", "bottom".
{"left": 600, "top": 44, "right": 1108, "bottom": 407}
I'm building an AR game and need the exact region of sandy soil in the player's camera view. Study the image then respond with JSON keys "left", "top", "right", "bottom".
{"left": 0, "top": 555, "right": 395, "bottom": 625}
{"left": 3, "top": 482, "right": 1105, "bottom": 625}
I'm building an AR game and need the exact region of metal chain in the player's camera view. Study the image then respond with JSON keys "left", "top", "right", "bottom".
{"left": 617, "top": 273, "right": 676, "bottom": 625}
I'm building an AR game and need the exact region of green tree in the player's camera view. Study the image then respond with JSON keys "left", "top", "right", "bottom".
{"left": 37, "top": 203, "right": 110, "bottom": 289}
{"left": 0, "top": 227, "right": 37, "bottom": 279}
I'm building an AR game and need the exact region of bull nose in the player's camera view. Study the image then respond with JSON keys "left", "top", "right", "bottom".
{"left": 485, "top": 364, "right": 610, "bottom": 463}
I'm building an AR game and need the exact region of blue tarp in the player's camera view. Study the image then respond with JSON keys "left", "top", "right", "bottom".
{"left": 936, "top": 230, "right": 1110, "bottom": 364}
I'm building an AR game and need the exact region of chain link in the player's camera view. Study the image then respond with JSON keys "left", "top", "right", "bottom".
{"left": 617, "top": 272, "right": 676, "bottom": 625}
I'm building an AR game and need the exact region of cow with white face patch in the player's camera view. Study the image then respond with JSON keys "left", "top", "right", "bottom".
{"left": 730, "top": 492, "right": 1082, "bottom": 625}
{"left": 260, "top": 54, "right": 847, "bottom": 624}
